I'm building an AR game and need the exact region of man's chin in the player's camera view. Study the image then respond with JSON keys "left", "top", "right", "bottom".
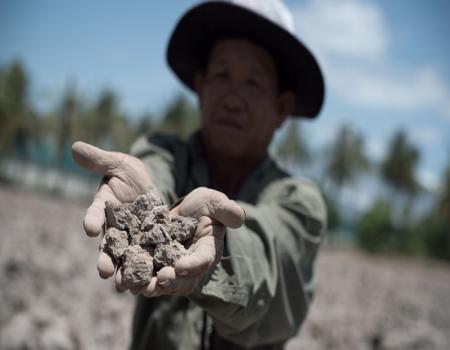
{"left": 203, "top": 135, "right": 246, "bottom": 160}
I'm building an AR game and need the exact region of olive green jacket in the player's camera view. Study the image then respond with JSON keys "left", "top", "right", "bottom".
{"left": 129, "top": 133, "right": 327, "bottom": 350}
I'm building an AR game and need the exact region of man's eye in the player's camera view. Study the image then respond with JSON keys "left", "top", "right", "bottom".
{"left": 211, "top": 70, "right": 228, "bottom": 79}
{"left": 246, "top": 78, "right": 261, "bottom": 87}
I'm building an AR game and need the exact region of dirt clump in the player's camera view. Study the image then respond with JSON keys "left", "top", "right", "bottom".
{"left": 103, "top": 188, "right": 198, "bottom": 290}
{"left": 121, "top": 245, "right": 154, "bottom": 290}
{"left": 169, "top": 215, "right": 198, "bottom": 242}
{"left": 105, "top": 202, "right": 139, "bottom": 231}
{"left": 104, "top": 228, "right": 128, "bottom": 261}
{"left": 153, "top": 241, "right": 187, "bottom": 270}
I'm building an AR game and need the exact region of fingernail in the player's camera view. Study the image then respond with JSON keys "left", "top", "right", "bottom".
{"left": 158, "top": 279, "right": 171, "bottom": 287}
{"left": 178, "top": 270, "right": 188, "bottom": 276}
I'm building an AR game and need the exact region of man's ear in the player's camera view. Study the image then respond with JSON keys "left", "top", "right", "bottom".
{"left": 194, "top": 72, "right": 204, "bottom": 96}
{"left": 276, "top": 90, "right": 295, "bottom": 128}
{"left": 194, "top": 71, "right": 205, "bottom": 109}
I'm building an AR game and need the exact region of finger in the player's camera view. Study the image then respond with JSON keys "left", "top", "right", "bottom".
{"left": 84, "top": 181, "right": 116, "bottom": 237}
{"left": 115, "top": 267, "right": 128, "bottom": 292}
{"left": 141, "top": 277, "right": 161, "bottom": 298}
{"left": 175, "top": 234, "right": 219, "bottom": 277}
{"left": 213, "top": 199, "right": 245, "bottom": 229}
{"left": 97, "top": 251, "right": 115, "bottom": 279}
{"left": 156, "top": 267, "right": 198, "bottom": 295}
{"left": 72, "top": 141, "right": 125, "bottom": 176}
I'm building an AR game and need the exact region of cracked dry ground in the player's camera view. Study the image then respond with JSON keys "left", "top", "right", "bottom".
{"left": 0, "top": 185, "right": 449, "bottom": 350}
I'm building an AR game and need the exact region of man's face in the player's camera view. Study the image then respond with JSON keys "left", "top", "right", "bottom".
{"left": 196, "top": 39, "right": 293, "bottom": 161}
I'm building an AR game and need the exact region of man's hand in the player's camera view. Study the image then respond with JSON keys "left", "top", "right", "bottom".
{"left": 72, "top": 141, "right": 245, "bottom": 297}
{"left": 139, "top": 187, "right": 245, "bottom": 297}
{"left": 72, "top": 141, "right": 152, "bottom": 278}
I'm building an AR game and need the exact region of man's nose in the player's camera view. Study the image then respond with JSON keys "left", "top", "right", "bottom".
{"left": 222, "top": 82, "right": 244, "bottom": 111}
{"left": 222, "top": 93, "right": 242, "bottom": 112}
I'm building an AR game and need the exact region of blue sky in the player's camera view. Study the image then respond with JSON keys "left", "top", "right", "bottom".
{"left": 1, "top": 0, "right": 449, "bottom": 197}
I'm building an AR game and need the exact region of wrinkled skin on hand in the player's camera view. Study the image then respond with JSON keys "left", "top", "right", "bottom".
{"left": 72, "top": 141, "right": 152, "bottom": 279}
{"left": 142, "top": 187, "right": 245, "bottom": 297}
{"left": 72, "top": 141, "right": 152, "bottom": 237}
{"left": 72, "top": 141, "right": 245, "bottom": 297}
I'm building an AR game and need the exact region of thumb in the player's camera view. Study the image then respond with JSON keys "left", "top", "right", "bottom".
{"left": 213, "top": 199, "right": 245, "bottom": 229}
{"left": 72, "top": 141, "right": 125, "bottom": 176}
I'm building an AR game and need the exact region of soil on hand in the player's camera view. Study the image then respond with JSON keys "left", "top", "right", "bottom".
{"left": 103, "top": 189, "right": 197, "bottom": 289}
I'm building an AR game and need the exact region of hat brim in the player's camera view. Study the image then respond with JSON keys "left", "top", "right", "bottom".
{"left": 167, "top": 2, "right": 325, "bottom": 118}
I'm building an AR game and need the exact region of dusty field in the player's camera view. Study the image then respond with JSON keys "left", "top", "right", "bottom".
{"left": 0, "top": 185, "right": 449, "bottom": 350}
{"left": 0, "top": 185, "right": 133, "bottom": 350}
{"left": 287, "top": 250, "right": 450, "bottom": 350}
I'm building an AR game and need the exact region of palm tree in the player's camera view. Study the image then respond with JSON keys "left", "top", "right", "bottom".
{"left": 0, "top": 66, "right": 6, "bottom": 157}
{"left": 415, "top": 163, "right": 450, "bottom": 261}
{"left": 438, "top": 162, "right": 450, "bottom": 224}
{"left": 92, "top": 89, "right": 118, "bottom": 147}
{"left": 110, "top": 114, "right": 136, "bottom": 152}
{"left": 380, "top": 130, "right": 420, "bottom": 222}
{"left": 381, "top": 130, "right": 419, "bottom": 196}
{"left": 135, "top": 112, "right": 155, "bottom": 137}
{"left": 158, "top": 93, "right": 200, "bottom": 139}
{"left": 276, "top": 119, "right": 309, "bottom": 171}
{"left": 0, "top": 60, "right": 34, "bottom": 160}
{"left": 57, "top": 82, "right": 79, "bottom": 169}
{"left": 324, "top": 125, "right": 370, "bottom": 195}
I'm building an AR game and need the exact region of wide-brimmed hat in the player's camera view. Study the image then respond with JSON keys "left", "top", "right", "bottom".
{"left": 166, "top": 0, "right": 325, "bottom": 118}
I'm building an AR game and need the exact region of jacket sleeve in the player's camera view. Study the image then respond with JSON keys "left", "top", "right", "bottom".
{"left": 189, "top": 177, "right": 327, "bottom": 348}
{"left": 130, "top": 134, "right": 327, "bottom": 348}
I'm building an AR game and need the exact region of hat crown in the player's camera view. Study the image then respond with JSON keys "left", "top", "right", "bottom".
{"left": 168, "top": 0, "right": 324, "bottom": 117}
{"left": 203, "top": 0, "right": 295, "bottom": 34}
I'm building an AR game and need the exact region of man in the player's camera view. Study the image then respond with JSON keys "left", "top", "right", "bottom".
{"left": 72, "top": 1, "right": 327, "bottom": 349}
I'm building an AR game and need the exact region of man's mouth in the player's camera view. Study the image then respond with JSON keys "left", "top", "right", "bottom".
{"left": 216, "top": 119, "right": 243, "bottom": 130}
{"left": 214, "top": 112, "right": 245, "bottom": 130}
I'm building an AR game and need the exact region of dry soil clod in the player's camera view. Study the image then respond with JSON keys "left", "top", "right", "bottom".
{"left": 104, "top": 227, "right": 129, "bottom": 262}
{"left": 102, "top": 187, "right": 198, "bottom": 286}
{"left": 129, "top": 227, "right": 143, "bottom": 246}
{"left": 169, "top": 215, "right": 198, "bottom": 243}
{"left": 128, "top": 190, "right": 164, "bottom": 222}
{"left": 153, "top": 241, "right": 187, "bottom": 270}
{"left": 121, "top": 245, "right": 153, "bottom": 289}
{"left": 140, "top": 206, "right": 170, "bottom": 231}
{"left": 105, "top": 202, "right": 139, "bottom": 231}
{"left": 141, "top": 224, "right": 171, "bottom": 245}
